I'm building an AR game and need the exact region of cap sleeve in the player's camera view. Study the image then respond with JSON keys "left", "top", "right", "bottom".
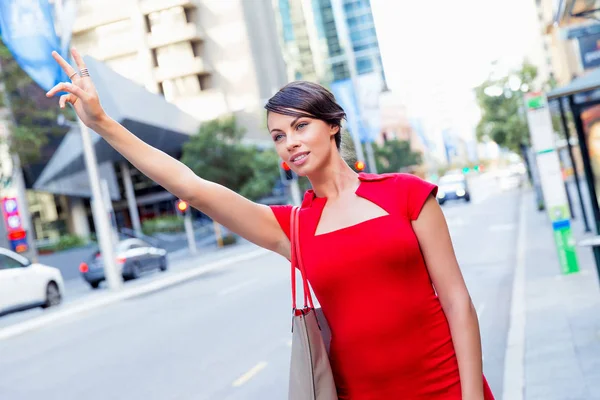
{"left": 397, "top": 174, "right": 438, "bottom": 220}
{"left": 269, "top": 205, "right": 293, "bottom": 240}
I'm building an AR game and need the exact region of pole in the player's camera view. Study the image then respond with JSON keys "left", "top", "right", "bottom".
{"left": 78, "top": 119, "right": 121, "bottom": 290}
{"left": 184, "top": 209, "right": 197, "bottom": 255}
{"left": 568, "top": 95, "right": 600, "bottom": 277}
{"left": 0, "top": 58, "right": 38, "bottom": 262}
{"left": 290, "top": 177, "right": 302, "bottom": 206}
{"left": 213, "top": 221, "right": 224, "bottom": 248}
{"left": 558, "top": 98, "right": 590, "bottom": 232}
{"left": 365, "top": 141, "right": 377, "bottom": 174}
{"left": 120, "top": 161, "right": 142, "bottom": 235}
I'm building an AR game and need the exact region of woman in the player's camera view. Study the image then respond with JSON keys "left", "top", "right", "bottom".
{"left": 47, "top": 49, "right": 494, "bottom": 399}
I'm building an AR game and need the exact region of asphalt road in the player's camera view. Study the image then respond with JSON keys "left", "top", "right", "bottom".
{"left": 0, "top": 173, "right": 522, "bottom": 400}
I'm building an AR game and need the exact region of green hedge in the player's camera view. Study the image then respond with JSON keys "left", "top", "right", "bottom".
{"left": 38, "top": 234, "right": 88, "bottom": 253}
{"left": 142, "top": 216, "right": 185, "bottom": 236}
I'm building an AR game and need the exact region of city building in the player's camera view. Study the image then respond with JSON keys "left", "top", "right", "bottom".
{"left": 71, "top": 0, "right": 287, "bottom": 142}
{"left": 536, "top": 0, "right": 600, "bottom": 86}
{"left": 23, "top": 0, "right": 290, "bottom": 243}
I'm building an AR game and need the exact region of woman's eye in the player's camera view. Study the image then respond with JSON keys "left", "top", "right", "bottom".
{"left": 297, "top": 122, "right": 308, "bottom": 130}
{"left": 274, "top": 134, "right": 284, "bottom": 142}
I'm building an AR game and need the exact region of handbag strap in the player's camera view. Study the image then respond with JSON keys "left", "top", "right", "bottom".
{"left": 290, "top": 206, "right": 315, "bottom": 310}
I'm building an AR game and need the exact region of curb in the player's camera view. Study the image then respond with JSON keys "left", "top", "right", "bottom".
{"left": 0, "top": 248, "right": 269, "bottom": 342}
{"left": 502, "top": 189, "right": 527, "bottom": 400}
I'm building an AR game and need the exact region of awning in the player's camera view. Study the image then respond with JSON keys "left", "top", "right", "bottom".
{"left": 34, "top": 56, "right": 201, "bottom": 190}
{"left": 547, "top": 67, "right": 600, "bottom": 99}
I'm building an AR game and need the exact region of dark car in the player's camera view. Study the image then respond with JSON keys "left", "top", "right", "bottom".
{"left": 79, "top": 239, "right": 168, "bottom": 289}
{"left": 437, "top": 174, "right": 471, "bottom": 205}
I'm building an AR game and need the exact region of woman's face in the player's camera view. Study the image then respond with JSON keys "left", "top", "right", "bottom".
{"left": 267, "top": 111, "right": 338, "bottom": 177}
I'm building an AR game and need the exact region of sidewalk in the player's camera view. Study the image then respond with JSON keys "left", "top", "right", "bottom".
{"left": 517, "top": 189, "right": 600, "bottom": 399}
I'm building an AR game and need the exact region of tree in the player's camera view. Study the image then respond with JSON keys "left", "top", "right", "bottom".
{"left": 0, "top": 40, "right": 72, "bottom": 166}
{"left": 372, "top": 139, "right": 422, "bottom": 173}
{"left": 180, "top": 116, "right": 280, "bottom": 201}
{"left": 475, "top": 62, "right": 538, "bottom": 153}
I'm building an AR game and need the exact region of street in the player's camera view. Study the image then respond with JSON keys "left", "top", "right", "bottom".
{"left": 0, "top": 174, "right": 521, "bottom": 399}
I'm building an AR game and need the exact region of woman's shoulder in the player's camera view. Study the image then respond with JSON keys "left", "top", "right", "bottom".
{"left": 358, "top": 172, "right": 431, "bottom": 186}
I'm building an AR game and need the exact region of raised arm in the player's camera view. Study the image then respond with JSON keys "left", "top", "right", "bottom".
{"left": 47, "top": 49, "right": 290, "bottom": 258}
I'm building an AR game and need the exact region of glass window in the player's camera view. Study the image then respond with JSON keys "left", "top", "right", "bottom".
{"left": 0, "top": 254, "right": 27, "bottom": 270}
{"left": 356, "top": 57, "right": 373, "bottom": 74}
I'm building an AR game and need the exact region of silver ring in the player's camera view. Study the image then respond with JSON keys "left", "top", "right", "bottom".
{"left": 68, "top": 71, "right": 78, "bottom": 80}
{"left": 79, "top": 68, "right": 90, "bottom": 77}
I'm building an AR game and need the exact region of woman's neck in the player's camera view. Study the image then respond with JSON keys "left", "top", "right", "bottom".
{"left": 308, "top": 156, "right": 359, "bottom": 200}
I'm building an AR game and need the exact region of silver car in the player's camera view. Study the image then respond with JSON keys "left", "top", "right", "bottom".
{"left": 80, "top": 239, "right": 168, "bottom": 289}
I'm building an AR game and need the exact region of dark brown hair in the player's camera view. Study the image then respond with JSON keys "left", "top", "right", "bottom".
{"left": 265, "top": 81, "right": 346, "bottom": 149}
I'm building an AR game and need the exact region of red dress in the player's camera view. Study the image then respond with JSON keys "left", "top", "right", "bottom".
{"left": 271, "top": 173, "right": 495, "bottom": 399}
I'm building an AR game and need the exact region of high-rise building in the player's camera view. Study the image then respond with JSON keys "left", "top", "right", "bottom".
{"left": 274, "top": 0, "right": 386, "bottom": 86}
{"left": 71, "top": 0, "right": 288, "bottom": 142}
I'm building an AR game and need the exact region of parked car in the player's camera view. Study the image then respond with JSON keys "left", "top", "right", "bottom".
{"left": 437, "top": 174, "right": 471, "bottom": 205}
{"left": 79, "top": 238, "right": 168, "bottom": 289}
{"left": 0, "top": 248, "right": 64, "bottom": 316}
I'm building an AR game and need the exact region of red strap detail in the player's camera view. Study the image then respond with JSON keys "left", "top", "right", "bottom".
{"left": 290, "top": 207, "right": 315, "bottom": 310}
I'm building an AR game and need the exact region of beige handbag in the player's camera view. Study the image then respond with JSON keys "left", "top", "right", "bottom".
{"left": 288, "top": 206, "right": 338, "bottom": 400}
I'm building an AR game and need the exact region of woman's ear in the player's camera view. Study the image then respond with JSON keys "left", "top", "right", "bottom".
{"left": 330, "top": 124, "right": 340, "bottom": 137}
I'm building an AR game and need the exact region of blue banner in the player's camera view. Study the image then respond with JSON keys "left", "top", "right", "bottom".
{"left": 0, "top": 0, "right": 67, "bottom": 91}
{"left": 330, "top": 79, "right": 370, "bottom": 143}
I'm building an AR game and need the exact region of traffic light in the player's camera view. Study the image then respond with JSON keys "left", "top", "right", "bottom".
{"left": 176, "top": 199, "right": 188, "bottom": 215}
{"left": 354, "top": 160, "right": 365, "bottom": 172}
{"left": 281, "top": 161, "right": 293, "bottom": 180}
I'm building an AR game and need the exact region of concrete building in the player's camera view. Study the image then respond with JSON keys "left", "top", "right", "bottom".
{"left": 26, "top": 0, "right": 289, "bottom": 242}
{"left": 537, "top": 0, "right": 600, "bottom": 86}
{"left": 71, "top": 0, "right": 287, "bottom": 142}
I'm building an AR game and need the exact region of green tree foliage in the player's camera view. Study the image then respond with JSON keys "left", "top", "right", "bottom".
{"left": 475, "top": 62, "right": 538, "bottom": 153}
{"left": 181, "top": 116, "right": 280, "bottom": 201}
{"left": 373, "top": 139, "right": 422, "bottom": 173}
{"left": 0, "top": 41, "right": 72, "bottom": 166}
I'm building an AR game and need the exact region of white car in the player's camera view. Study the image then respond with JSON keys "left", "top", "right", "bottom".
{"left": 0, "top": 248, "right": 65, "bottom": 316}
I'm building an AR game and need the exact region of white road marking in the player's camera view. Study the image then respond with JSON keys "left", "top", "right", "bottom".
{"left": 219, "top": 279, "right": 258, "bottom": 296}
{"left": 232, "top": 361, "right": 268, "bottom": 387}
{"left": 502, "top": 194, "right": 527, "bottom": 400}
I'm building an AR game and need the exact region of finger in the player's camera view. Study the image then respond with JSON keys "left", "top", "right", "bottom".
{"left": 51, "top": 51, "right": 76, "bottom": 77}
{"left": 71, "top": 47, "right": 87, "bottom": 70}
{"left": 46, "top": 82, "right": 88, "bottom": 99}
{"left": 59, "top": 94, "right": 73, "bottom": 109}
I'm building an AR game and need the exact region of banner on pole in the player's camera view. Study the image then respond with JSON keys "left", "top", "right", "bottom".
{"left": 525, "top": 92, "right": 579, "bottom": 274}
{"left": 0, "top": 0, "right": 68, "bottom": 91}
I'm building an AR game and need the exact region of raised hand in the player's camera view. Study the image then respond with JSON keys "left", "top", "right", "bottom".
{"left": 46, "top": 48, "right": 107, "bottom": 129}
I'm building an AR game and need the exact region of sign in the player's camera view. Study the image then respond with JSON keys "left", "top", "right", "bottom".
{"left": 564, "top": 23, "right": 600, "bottom": 39}
{"left": 578, "top": 32, "right": 600, "bottom": 70}
{"left": 1, "top": 197, "right": 28, "bottom": 253}
{"left": 524, "top": 92, "right": 579, "bottom": 274}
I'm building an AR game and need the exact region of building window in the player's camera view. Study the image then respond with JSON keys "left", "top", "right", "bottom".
{"left": 356, "top": 56, "right": 374, "bottom": 74}
{"left": 160, "top": 75, "right": 202, "bottom": 102}
{"left": 147, "top": 6, "right": 188, "bottom": 35}
{"left": 332, "top": 62, "right": 350, "bottom": 81}
{"left": 155, "top": 42, "right": 196, "bottom": 68}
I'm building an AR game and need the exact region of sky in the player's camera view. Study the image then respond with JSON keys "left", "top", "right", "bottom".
{"left": 370, "top": 0, "right": 545, "bottom": 142}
